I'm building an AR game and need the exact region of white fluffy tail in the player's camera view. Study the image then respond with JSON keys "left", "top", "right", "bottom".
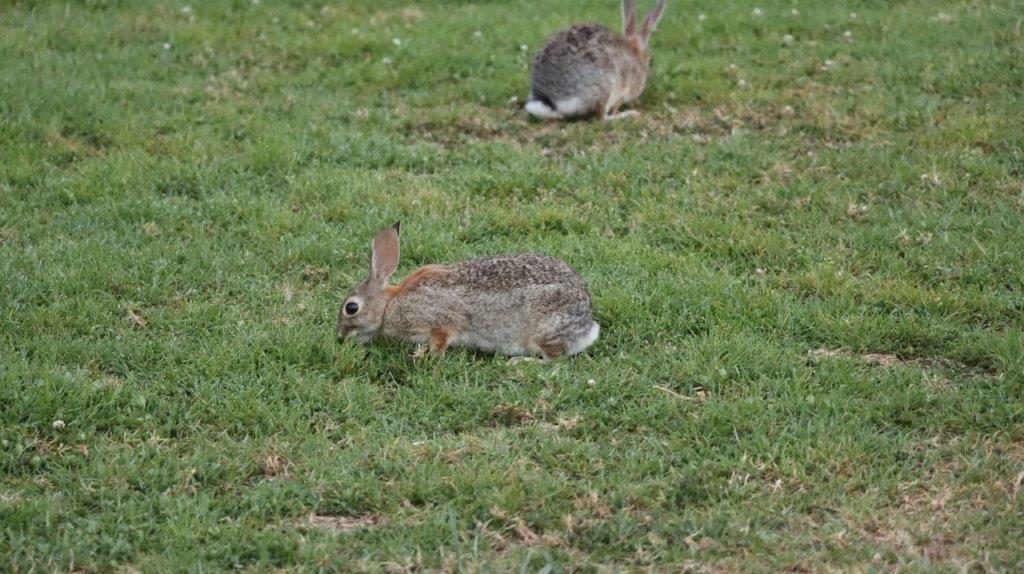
{"left": 567, "top": 322, "right": 600, "bottom": 356}
{"left": 525, "top": 99, "right": 564, "bottom": 119}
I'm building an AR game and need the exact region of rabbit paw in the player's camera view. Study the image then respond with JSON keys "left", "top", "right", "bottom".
{"left": 606, "top": 109, "right": 640, "bottom": 121}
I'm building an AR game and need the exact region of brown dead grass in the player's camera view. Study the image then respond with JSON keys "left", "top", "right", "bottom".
{"left": 491, "top": 403, "right": 534, "bottom": 426}
{"left": 260, "top": 453, "right": 292, "bottom": 478}
{"left": 489, "top": 507, "right": 565, "bottom": 548}
{"left": 573, "top": 490, "right": 612, "bottom": 519}
{"left": 126, "top": 309, "right": 148, "bottom": 328}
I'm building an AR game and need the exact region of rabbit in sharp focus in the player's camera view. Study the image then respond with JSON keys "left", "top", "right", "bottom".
{"left": 337, "top": 223, "right": 600, "bottom": 359}
{"left": 526, "top": 0, "right": 668, "bottom": 120}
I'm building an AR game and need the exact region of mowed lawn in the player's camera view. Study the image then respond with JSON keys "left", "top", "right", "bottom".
{"left": 1, "top": 0, "right": 1022, "bottom": 571}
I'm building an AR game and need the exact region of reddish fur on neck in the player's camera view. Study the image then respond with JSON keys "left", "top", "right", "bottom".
{"left": 384, "top": 265, "right": 445, "bottom": 297}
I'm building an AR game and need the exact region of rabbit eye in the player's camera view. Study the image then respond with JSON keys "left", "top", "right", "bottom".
{"left": 344, "top": 301, "right": 359, "bottom": 315}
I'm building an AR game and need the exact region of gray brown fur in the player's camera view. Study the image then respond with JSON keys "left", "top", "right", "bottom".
{"left": 527, "top": 0, "right": 667, "bottom": 120}
{"left": 336, "top": 226, "right": 599, "bottom": 359}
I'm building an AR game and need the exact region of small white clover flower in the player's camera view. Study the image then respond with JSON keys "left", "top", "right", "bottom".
{"left": 736, "top": 78, "right": 747, "bottom": 88}
{"left": 392, "top": 37, "right": 402, "bottom": 46}
{"left": 782, "top": 34, "right": 795, "bottom": 45}
{"left": 843, "top": 30, "right": 853, "bottom": 42}
{"left": 752, "top": 8, "right": 763, "bottom": 17}
{"left": 162, "top": 42, "right": 171, "bottom": 50}
{"left": 181, "top": 6, "right": 193, "bottom": 15}
{"left": 519, "top": 44, "right": 529, "bottom": 51}
{"left": 790, "top": 8, "right": 799, "bottom": 16}
{"left": 473, "top": 30, "right": 483, "bottom": 39}
{"left": 698, "top": 13, "right": 707, "bottom": 21}
{"left": 52, "top": 420, "right": 66, "bottom": 429}
{"left": 849, "top": 12, "right": 858, "bottom": 19}
{"left": 381, "top": 57, "right": 392, "bottom": 65}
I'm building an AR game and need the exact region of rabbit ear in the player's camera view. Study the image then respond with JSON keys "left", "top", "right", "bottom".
{"left": 622, "top": 0, "right": 637, "bottom": 36}
{"left": 368, "top": 223, "right": 400, "bottom": 290}
{"left": 640, "top": 0, "right": 667, "bottom": 42}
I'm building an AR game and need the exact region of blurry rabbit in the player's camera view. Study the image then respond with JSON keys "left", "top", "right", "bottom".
{"left": 526, "top": 0, "right": 668, "bottom": 120}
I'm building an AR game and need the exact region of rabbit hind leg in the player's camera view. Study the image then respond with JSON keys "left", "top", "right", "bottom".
{"left": 538, "top": 342, "right": 567, "bottom": 360}
{"left": 527, "top": 336, "right": 567, "bottom": 360}
{"left": 428, "top": 327, "right": 451, "bottom": 356}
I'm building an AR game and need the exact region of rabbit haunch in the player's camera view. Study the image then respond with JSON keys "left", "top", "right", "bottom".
{"left": 336, "top": 224, "right": 599, "bottom": 359}
{"left": 527, "top": 0, "right": 667, "bottom": 120}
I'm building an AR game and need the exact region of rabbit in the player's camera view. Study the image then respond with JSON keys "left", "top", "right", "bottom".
{"left": 336, "top": 222, "right": 600, "bottom": 359}
{"left": 525, "top": 0, "right": 668, "bottom": 120}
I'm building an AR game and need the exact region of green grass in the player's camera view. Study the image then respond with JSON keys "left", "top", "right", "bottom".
{"left": 1, "top": 0, "right": 1022, "bottom": 571}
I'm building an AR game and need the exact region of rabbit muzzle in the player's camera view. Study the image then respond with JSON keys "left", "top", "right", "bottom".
{"left": 336, "top": 323, "right": 374, "bottom": 343}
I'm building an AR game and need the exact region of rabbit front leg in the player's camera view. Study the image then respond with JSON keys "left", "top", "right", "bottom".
{"left": 607, "top": 109, "right": 640, "bottom": 120}
{"left": 602, "top": 86, "right": 640, "bottom": 120}
{"left": 605, "top": 97, "right": 639, "bottom": 120}
{"left": 602, "top": 98, "right": 638, "bottom": 121}
{"left": 604, "top": 96, "right": 621, "bottom": 118}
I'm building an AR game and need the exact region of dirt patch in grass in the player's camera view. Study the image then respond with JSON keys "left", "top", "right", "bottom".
{"left": 404, "top": 96, "right": 873, "bottom": 159}
{"left": 490, "top": 403, "right": 587, "bottom": 433}
{"left": 491, "top": 403, "right": 534, "bottom": 427}
{"left": 806, "top": 347, "right": 995, "bottom": 387}
{"left": 809, "top": 347, "right": 904, "bottom": 366}
{"left": 301, "top": 265, "right": 329, "bottom": 284}
{"left": 296, "top": 513, "right": 383, "bottom": 533}
{"left": 403, "top": 104, "right": 740, "bottom": 153}
{"left": 40, "top": 128, "right": 109, "bottom": 158}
